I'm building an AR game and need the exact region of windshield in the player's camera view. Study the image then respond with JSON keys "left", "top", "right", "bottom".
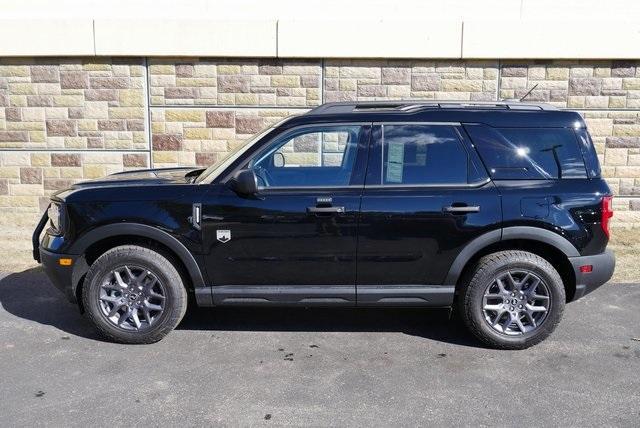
{"left": 195, "top": 125, "right": 275, "bottom": 183}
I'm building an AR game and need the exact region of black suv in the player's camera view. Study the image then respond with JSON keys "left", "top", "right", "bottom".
{"left": 34, "top": 101, "right": 615, "bottom": 349}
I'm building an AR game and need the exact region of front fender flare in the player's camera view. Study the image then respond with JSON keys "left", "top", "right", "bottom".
{"left": 69, "top": 223, "right": 205, "bottom": 289}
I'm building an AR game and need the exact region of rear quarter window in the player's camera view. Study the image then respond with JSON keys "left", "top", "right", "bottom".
{"left": 574, "top": 128, "right": 602, "bottom": 178}
{"left": 464, "top": 125, "right": 588, "bottom": 179}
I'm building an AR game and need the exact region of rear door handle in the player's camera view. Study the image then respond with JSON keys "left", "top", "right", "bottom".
{"left": 444, "top": 205, "right": 480, "bottom": 213}
{"left": 307, "top": 206, "right": 345, "bottom": 214}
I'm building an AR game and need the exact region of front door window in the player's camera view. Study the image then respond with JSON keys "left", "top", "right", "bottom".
{"left": 250, "top": 125, "right": 364, "bottom": 188}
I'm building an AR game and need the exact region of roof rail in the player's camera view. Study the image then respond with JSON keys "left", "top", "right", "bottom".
{"left": 306, "top": 100, "right": 558, "bottom": 115}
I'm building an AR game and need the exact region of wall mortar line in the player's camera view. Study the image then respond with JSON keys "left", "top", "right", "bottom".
{"left": 143, "top": 56, "right": 154, "bottom": 168}
{"left": 148, "top": 104, "right": 312, "bottom": 110}
{"left": 92, "top": 19, "right": 97, "bottom": 55}
{"left": 497, "top": 59, "right": 502, "bottom": 101}
{"left": 0, "top": 148, "right": 152, "bottom": 153}
{"left": 460, "top": 21, "right": 464, "bottom": 59}
{"left": 320, "top": 58, "right": 325, "bottom": 105}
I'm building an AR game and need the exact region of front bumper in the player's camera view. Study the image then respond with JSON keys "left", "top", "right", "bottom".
{"left": 34, "top": 209, "right": 84, "bottom": 304}
{"left": 39, "top": 247, "right": 78, "bottom": 302}
{"left": 569, "top": 249, "right": 615, "bottom": 301}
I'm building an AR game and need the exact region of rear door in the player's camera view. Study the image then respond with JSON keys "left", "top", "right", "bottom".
{"left": 356, "top": 123, "right": 501, "bottom": 304}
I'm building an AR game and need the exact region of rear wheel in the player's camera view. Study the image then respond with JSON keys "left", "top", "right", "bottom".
{"left": 458, "top": 250, "right": 565, "bottom": 349}
{"left": 82, "top": 245, "right": 187, "bottom": 344}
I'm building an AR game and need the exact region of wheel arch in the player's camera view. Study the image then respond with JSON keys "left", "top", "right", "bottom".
{"left": 69, "top": 223, "right": 205, "bottom": 307}
{"left": 446, "top": 227, "right": 578, "bottom": 302}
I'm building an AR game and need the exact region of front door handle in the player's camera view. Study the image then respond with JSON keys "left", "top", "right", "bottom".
{"left": 444, "top": 205, "right": 480, "bottom": 214}
{"left": 307, "top": 206, "right": 345, "bottom": 214}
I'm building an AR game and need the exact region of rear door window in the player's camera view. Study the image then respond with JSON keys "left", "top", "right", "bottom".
{"left": 464, "top": 125, "right": 587, "bottom": 179}
{"left": 379, "top": 124, "right": 468, "bottom": 185}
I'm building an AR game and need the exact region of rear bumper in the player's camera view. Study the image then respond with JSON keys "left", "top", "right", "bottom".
{"left": 569, "top": 249, "right": 615, "bottom": 301}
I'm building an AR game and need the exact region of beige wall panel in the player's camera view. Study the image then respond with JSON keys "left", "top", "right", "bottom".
{"left": 0, "top": 19, "right": 94, "bottom": 56}
{"left": 278, "top": 20, "right": 462, "bottom": 59}
{"left": 94, "top": 19, "right": 277, "bottom": 57}
{"left": 463, "top": 20, "right": 640, "bottom": 59}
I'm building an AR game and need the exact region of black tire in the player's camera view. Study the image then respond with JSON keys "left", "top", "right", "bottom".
{"left": 82, "top": 245, "right": 188, "bottom": 344}
{"left": 457, "top": 250, "right": 565, "bottom": 350}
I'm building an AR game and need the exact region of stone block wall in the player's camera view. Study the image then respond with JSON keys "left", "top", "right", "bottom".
{"left": 2, "top": 57, "right": 640, "bottom": 267}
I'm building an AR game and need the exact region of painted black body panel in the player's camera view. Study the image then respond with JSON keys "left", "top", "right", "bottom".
{"left": 201, "top": 185, "right": 361, "bottom": 290}
{"left": 494, "top": 179, "right": 611, "bottom": 255}
{"left": 357, "top": 183, "right": 501, "bottom": 286}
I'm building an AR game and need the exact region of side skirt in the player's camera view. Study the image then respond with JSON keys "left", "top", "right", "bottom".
{"left": 194, "top": 285, "right": 455, "bottom": 307}
{"left": 357, "top": 285, "right": 455, "bottom": 307}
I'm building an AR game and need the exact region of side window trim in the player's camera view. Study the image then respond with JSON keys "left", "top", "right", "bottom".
{"left": 455, "top": 125, "right": 491, "bottom": 183}
{"left": 246, "top": 122, "right": 372, "bottom": 191}
{"left": 365, "top": 122, "right": 476, "bottom": 189}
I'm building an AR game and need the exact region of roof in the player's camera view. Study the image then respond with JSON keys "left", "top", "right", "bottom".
{"left": 283, "top": 100, "right": 583, "bottom": 129}
{"left": 306, "top": 100, "right": 558, "bottom": 116}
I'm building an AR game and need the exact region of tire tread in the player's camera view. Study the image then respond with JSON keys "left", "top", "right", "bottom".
{"left": 458, "top": 250, "right": 565, "bottom": 350}
{"left": 81, "top": 245, "right": 187, "bottom": 344}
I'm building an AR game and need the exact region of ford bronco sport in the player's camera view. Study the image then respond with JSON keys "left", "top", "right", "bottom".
{"left": 34, "top": 101, "right": 615, "bottom": 349}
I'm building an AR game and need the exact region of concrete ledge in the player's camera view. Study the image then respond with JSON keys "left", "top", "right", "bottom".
{"left": 94, "top": 19, "right": 277, "bottom": 57}
{"left": 0, "top": 19, "right": 94, "bottom": 56}
{"left": 463, "top": 20, "right": 640, "bottom": 59}
{"left": 278, "top": 19, "right": 462, "bottom": 58}
{"left": 1, "top": 16, "right": 640, "bottom": 59}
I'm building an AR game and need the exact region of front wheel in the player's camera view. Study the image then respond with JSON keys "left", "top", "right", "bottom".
{"left": 82, "top": 245, "right": 188, "bottom": 344}
{"left": 458, "top": 250, "right": 565, "bottom": 350}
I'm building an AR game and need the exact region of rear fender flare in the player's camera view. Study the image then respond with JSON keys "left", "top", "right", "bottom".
{"left": 444, "top": 226, "right": 579, "bottom": 285}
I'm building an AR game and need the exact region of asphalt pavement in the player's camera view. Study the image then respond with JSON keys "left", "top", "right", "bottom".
{"left": 0, "top": 268, "right": 639, "bottom": 426}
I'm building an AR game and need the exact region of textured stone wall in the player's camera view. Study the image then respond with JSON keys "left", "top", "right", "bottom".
{"left": 323, "top": 59, "right": 498, "bottom": 102}
{"left": 0, "top": 58, "right": 150, "bottom": 240}
{"left": 2, "top": 57, "right": 640, "bottom": 267}
{"left": 148, "top": 59, "right": 321, "bottom": 106}
{"left": 150, "top": 108, "right": 301, "bottom": 168}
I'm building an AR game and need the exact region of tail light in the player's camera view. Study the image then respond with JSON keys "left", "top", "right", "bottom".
{"left": 601, "top": 196, "right": 613, "bottom": 238}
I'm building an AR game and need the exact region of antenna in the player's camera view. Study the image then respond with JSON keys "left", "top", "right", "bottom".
{"left": 520, "top": 83, "right": 539, "bottom": 101}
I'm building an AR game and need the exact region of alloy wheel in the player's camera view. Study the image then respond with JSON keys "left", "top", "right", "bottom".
{"left": 482, "top": 270, "right": 551, "bottom": 336}
{"left": 98, "top": 265, "right": 166, "bottom": 331}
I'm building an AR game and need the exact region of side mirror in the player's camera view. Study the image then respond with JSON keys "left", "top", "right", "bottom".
{"left": 229, "top": 169, "right": 258, "bottom": 195}
{"left": 273, "top": 152, "right": 285, "bottom": 168}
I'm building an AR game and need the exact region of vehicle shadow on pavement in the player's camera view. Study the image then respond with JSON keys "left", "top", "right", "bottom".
{"left": 0, "top": 268, "right": 484, "bottom": 348}
{"left": 179, "top": 305, "right": 483, "bottom": 347}
{"left": 0, "top": 268, "right": 99, "bottom": 340}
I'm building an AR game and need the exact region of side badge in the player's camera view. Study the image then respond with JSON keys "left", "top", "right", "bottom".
{"left": 216, "top": 229, "right": 231, "bottom": 243}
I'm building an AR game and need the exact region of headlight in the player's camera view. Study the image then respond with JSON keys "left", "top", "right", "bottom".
{"left": 47, "top": 202, "right": 64, "bottom": 235}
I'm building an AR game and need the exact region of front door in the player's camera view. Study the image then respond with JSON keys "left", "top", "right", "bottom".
{"left": 356, "top": 123, "right": 501, "bottom": 305}
{"left": 201, "top": 124, "right": 370, "bottom": 305}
